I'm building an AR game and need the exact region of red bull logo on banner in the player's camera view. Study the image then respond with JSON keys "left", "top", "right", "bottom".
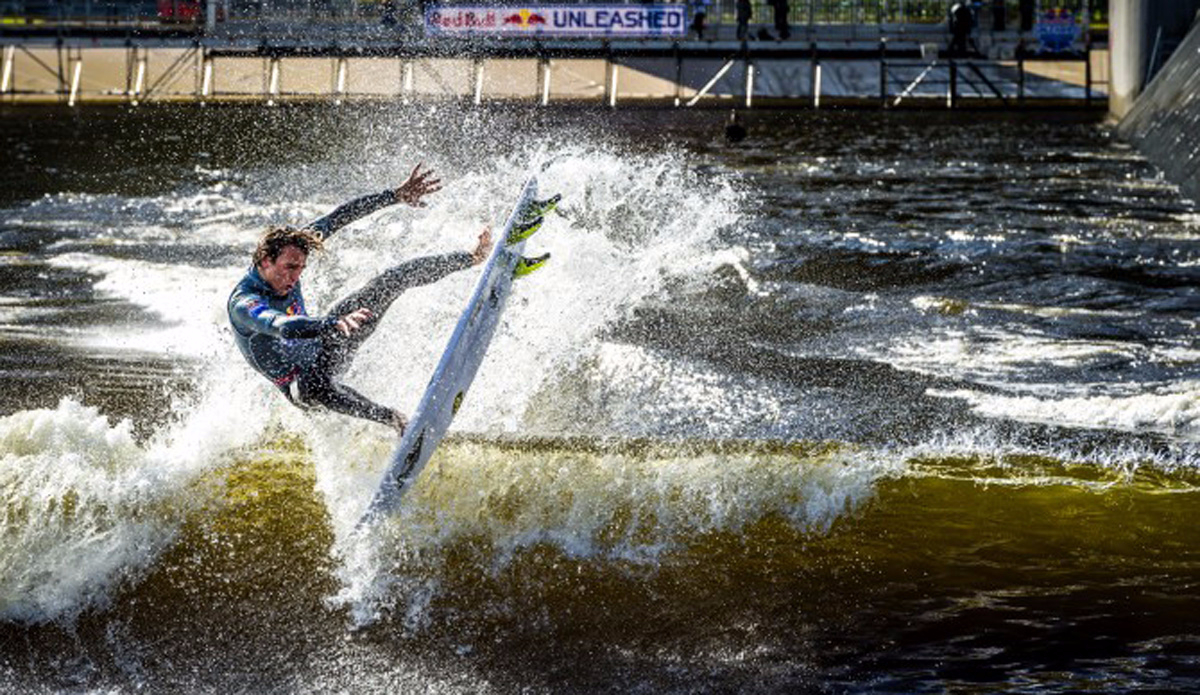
{"left": 425, "top": 5, "right": 686, "bottom": 37}
{"left": 503, "top": 9, "right": 548, "bottom": 27}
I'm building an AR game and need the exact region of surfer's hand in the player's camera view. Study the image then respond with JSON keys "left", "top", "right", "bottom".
{"left": 395, "top": 163, "right": 442, "bottom": 208}
{"left": 471, "top": 227, "right": 493, "bottom": 266}
{"left": 335, "top": 307, "right": 374, "bottom": 336}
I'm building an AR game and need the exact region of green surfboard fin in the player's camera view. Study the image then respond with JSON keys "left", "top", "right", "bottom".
{"left": 514, "top": 253, "right": 551, "bottom": 278}
{"left": 523, "top": 194, "right": 561, "bottom": 220}
{"left": 508, "top": 216, "right": 544, "bottom": 245}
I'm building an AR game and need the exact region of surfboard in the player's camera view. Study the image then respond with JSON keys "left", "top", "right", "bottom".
{"left": 359, "top": 175, "right": 553, "bottom": 525}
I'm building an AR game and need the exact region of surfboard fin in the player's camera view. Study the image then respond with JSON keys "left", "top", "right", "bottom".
{"left": 523, "top": 194, "right": 561, "bottom": 220}
{"left": 508, "top": 216, "right": 544, "bottom": 245}
{"left": 514, "top": 253, "right": 551, "bottom": 277}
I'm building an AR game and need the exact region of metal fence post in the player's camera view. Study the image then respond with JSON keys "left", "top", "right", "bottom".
{"left": 948, "top": 58, "right": 957, "bottom": 108}
{"left": 879, "top": 38, "right": 887, "bottom": 106}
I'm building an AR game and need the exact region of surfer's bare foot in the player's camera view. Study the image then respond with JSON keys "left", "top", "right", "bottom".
{"left": 471, "top": 227, "right": 493, "bottom": 265}
{"left": 391, "top": 410, "right": 408, "bottom": 434}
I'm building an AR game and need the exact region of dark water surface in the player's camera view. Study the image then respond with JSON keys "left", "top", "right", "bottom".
{"left": 1, "top": 104, "right": 1198, "bottom": 693}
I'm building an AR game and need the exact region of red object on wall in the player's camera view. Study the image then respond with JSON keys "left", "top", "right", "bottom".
{"left": 157, "top": 1, "right": 203, "bottom": 22}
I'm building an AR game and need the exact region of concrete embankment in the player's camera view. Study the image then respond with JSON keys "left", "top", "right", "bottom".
{"left": 1119, "top": 18, "right": 1200, "bottom": 205}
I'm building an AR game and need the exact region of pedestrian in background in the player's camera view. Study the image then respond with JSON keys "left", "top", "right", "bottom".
{"left": 771, "top": 0, "right": 790, "bottom": 40}
{"left": 690, "top": 0, "right": 710, "bottom": 39}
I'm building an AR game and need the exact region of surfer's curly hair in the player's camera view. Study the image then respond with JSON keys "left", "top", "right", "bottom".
{"left": 254, "top": 226, "right": 325, "bottom": 266}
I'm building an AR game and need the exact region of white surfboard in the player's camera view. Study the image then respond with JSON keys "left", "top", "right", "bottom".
{"left": 359, "top": 175, "right": 547, "bottom": 525}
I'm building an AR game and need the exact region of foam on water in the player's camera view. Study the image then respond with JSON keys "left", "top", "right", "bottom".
{"left": 0, "top": 372, "right": 267, "bottom": 623}
{"left": 896, "top": 426, "right": 1200, "bottom": 483}
{"left": 47, "top": 253, "right": 236, "bottom": 357}
{"left": 327, "top": 439, "right": 897, "bottom": 627}
{"left": 930, "top": 384, "right": 1200, "bottom": 441}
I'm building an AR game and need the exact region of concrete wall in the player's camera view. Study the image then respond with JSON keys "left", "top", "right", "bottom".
{"left": 1109, "top": 0, "right": 1200, "bottom": 118}
{"left": 1118, "top": 17, "right": 1200, "bottom": 205}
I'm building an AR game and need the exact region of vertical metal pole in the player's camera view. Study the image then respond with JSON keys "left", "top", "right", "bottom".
{"left": 401, "top": 60, "right": 414, "bottom": 104}
{"left": 267, "top": 56, "right": 280, "bottom": 106}
{"left": 1017, "top": 50, "right": 1025, "bottom": 103}
{"left": 335, "top": 57, "right": 347, "bottom": 105}
{"left": 602, "top": 41, "right": 615, "bottom": 107}
{"left": 201, "top": 54, "right": 213, "bottom": 101}
{"left": 124, "top": 43, "right": 133, "bottom": 96}
{"left": 739, "top": 41, "right": 750, "bottom": 108}
{"left": 472, "top": 58, "right": 484, "bottom": 106}
{"left": 948, "top": 58, "right": 957, "bottom": 108}
{"left": 814, "top": 63, "right": 822, "bottom": 108}
{"left": 1084, "top": 38, "right": 1092, "bottom": 106}
{"left": 539, "top": 57, "right": 551, "bottom": 106}
{"left": 194, "top": 44, "right": 202, "bottom": 96}
{"left": 68, "top": 56, "right": 82, "bottom": 107}
{"left": 673, "top": 42, "right": 682, "bottom": 107}
{"left": 1, "top": 46, "right": 14, "bottom": 94}
{"left": 744, "top": 62, "right": 754, "bottom": 108}
{"left": 879, "top": 38, "right": 887, "bottom": 106}
{"left": 608, "top": 61, "right": 619, "bottom": 108}
{"left": 56, "top": 40, "right": 65, "bottom": 100}
{"left": 133, "top": 50, "right": 147, "bottom": 105}
{"left": 811, "top": 42, "right": 819, "bottom": 108}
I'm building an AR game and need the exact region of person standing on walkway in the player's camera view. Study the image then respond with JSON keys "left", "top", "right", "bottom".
{"left": 736, "top": 0, "right": 751, "bottom": 40}
{"left": 690, "top": 0, "right": 711, "bottom": 39}
{"left": 771, "top": 0, "right": 791, "bottom": 40}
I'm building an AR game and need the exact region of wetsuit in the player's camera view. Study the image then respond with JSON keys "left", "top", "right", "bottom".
{"left": 227, "top": 190, "right": 473, "bottom": 425}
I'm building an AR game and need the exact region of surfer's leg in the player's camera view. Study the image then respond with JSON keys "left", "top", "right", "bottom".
{"left": 295, "top": 373, "right": 395, "bottom": 426}
{"left": 324, "top": 251, "right": 474, "bottom": 368}
{"left": 330, "top": 252, "right": 474, "bottom": 324}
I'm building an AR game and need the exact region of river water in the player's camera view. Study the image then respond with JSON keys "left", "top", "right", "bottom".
{"left": 1, "top": 104, "right": 1198, "bottom": 693}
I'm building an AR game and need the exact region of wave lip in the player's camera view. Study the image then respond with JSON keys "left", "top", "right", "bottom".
{"left": 931, "top": 385, "right": 1200, "bottom": 442}
{"left": 328, "top": 436, "right": 895, "bottom": 626}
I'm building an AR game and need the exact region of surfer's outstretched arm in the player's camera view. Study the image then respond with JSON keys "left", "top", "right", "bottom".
{"left": 307, "top": 163, "right": 442, "bottom": 239}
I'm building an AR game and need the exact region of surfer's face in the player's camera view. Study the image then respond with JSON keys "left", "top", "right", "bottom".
{"left": 259, "top": 245, "right": 308, "bottom": 295}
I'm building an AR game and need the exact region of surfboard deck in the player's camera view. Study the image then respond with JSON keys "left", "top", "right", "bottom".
{"left": 359, "top": 175, "right": 550, "bottom": 526}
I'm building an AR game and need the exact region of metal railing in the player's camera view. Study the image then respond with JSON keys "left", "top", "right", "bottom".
{"left": 1, "top": 0, "right": 1108, "bottom": 29}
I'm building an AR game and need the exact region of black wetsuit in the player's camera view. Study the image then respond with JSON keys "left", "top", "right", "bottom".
{"left": 227, "top": 190, "right": 473, "bottom": 425}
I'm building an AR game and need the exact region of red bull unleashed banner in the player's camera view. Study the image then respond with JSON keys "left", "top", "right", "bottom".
{"left": 425, "top": 5, "right": 687, "bottom": 37}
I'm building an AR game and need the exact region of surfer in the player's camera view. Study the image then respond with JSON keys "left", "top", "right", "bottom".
{"left": 227, "top": 164, "right": 493, "bottom": 432}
